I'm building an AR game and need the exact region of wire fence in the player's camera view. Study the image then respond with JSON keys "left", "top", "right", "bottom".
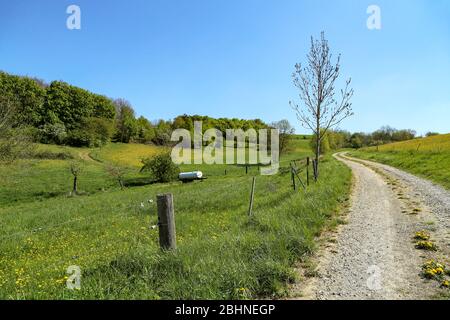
{"left": 0, "top": 174, "right": 254, "bottom": 243}
{"left": 0, "top": 156, "right": 312, "bottom": 294}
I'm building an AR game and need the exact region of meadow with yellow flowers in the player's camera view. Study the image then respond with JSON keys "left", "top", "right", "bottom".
{"left": 0, "top": 137, "right": 351, "bottom": 299}
{"left": 350, "top": 134, "right": 450, "bottom": 190}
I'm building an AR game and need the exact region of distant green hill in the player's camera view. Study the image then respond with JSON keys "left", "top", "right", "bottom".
{"left": 362, "top": 133, "right": 450, "bottom": 152}
{"left": 351, "top": 134, "right": 450, "bottom": 189}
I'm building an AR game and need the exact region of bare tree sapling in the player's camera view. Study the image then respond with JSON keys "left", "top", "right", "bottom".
{"left": 290, "top": 32, "right": 354, "bottom": 180}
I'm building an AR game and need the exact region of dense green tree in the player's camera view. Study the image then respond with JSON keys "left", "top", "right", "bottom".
{"left": 85, "top": 117, "right": 114, "bottom": 146}
{"left": 392, "top": 129, "right": 416, "bottom": 142}
{"left": 136, "top": 116, "right": 156, "bottom": 143}
{"left": 92, "top": 94, "right": 116, "bottom": 120}
{"left": 0, "top": 72, "right": 46, "bottom": 126}
{"left": 113, "top": 99, "right": 137, "bottom": 143}
{"left": 327, "top": 130, "right": 351, "bottom": 149}
{"left": 45, "top": 81, "right": 90, "bottom": 129}
{"left": 153, "top": 119, "right": 172, "bottom": 145}
{"left": 172, "top": 114, "right": 193, "bottom": 131}
{"left": 0, "top": 71, "right": 274, "bottom": 149}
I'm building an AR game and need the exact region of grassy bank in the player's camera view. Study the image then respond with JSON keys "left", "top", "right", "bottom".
{"left": 0, "top": 140, "right": 351, "bottom": 299}
{"left": 349, "top": 134, "right": 450, "bottom": 190}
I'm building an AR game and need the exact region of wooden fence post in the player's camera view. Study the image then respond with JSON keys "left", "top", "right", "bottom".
{"left": 157, "top": 193, "right": 176, "bottom": 250}
{"left": 248, "top": 177, "right": 256, "bottom": 216}
{"left": 294, "top": 169, "right": 306, "bottom": 190}
{"left": 306, "top": 157, "right": 310, "bottom": 186}
{"left": 290, "top": 163, "right": 297, "bottom": 191}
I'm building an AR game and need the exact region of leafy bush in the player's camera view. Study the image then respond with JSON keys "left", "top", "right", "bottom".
{"left": 32, "top": 151, "right": 74, "bottom": 160}
{"left": 65, "top": 118, "right": 113, "bottom": 147}
{"left": 65, "top": 129, "right": 91, "bottom": 147}
{"left": 0, "top": 128, "right": 35, "bottom": 163}
{"left": 153, "top": 130, "right": 171, "bottom": 146}
{"left": 39, "top": 123, "right": 67, "bottom": 145}
{"left": 140, "top": 152, "right": 179, "bottom": 183}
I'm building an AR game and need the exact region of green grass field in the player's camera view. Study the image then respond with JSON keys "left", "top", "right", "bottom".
{"left": 350, "top": 134, "right": 450, "bottom": 190}
{"left": 0, "top": 137, "right": 351, "bottom": 299}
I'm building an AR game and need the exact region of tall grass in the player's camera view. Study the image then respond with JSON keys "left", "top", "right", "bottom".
{"left": 350, "top": 134, "right": 450, "bottom": 190}
{"left": 0, "top": 141, "right": 351, "bottom": 299}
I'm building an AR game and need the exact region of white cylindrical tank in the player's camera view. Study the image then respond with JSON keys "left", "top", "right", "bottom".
{"left": 179, "top": 171, "right": 203, "bottom": 181}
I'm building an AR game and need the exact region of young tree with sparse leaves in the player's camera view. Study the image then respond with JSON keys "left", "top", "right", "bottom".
{"left": 290, "top": 32, "right": 354, "bottom": 180}
{"left": 69, "top": 161, "right": 83, "bottom": 195}
{"left": 271, "top": 120, "right": 295, "bottom": 154}
{"left": 106, "top": 164, "right": 126, "bottom": 190}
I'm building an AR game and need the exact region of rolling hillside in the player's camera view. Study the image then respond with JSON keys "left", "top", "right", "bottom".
{"left": 350, "top": 133, "right": 450, "bottom": 189}
{"left": 367, "top": 133, "right": 450, "bottom": 152}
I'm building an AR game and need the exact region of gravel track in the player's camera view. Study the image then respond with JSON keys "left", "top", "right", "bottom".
{"left": 302, "top": 153, "right": 450, "bottom": 300}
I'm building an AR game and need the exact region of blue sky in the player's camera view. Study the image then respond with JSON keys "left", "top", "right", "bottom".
{"left": 1, "top": 0, "right": 449, "bottom": 135}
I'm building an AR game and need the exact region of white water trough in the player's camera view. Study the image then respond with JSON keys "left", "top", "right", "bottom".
{"left": 179, "top": 171, "right": 204, "bottom": 183}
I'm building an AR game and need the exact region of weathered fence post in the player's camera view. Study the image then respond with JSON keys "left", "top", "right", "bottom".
{"left": 248, "top": 177, "right": 256, "bottom": 216}
{"left": 290, "top": 163, "right": 297, "bottom": 191}
{"left": 306, "top": 157, "right": 310, "bottom": 186}
{"left": 294, "top": 170, "right": 306, "bottom": 190}
{"left": 157, "top": 193, "right": 176, "bottom": 250}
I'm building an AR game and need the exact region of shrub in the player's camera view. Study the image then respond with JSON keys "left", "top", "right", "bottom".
{"left": 140, "top": 152, "right": 180, "bottom": 183}
{"left": 65, "top": 118, "right": 113, "bottom": 147}
{"left": 32, "top": 150, "right": 74, "bottom": 160}
{"left": 0, "top": 127, "right": 36, "bottom": 163}
{"left": 153, "top": 130, "right": 171, "bottom": 146}
{"left": 65, "top": 128, "right": 91, "bottom": 147}
{"left": 39, "top": 123, "right": 67, "bottom": 145}
{"left": 106, "top": 164, "right": 126, "bottom": 189}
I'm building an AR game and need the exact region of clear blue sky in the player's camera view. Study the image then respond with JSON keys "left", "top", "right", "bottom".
{"left": 1, "top": 0, "right": 449, "bottom": 135}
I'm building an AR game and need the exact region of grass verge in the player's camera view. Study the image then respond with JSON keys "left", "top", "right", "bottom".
{"left": 348, "top": 150, "right": 450, "bottom": 190}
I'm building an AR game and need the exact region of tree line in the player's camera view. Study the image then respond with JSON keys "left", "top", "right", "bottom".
{"left": 0, "top": 71, "right": 270, "bottom": 148}
{"left": 317, "top": 126, "right": 419, "bottom": 152}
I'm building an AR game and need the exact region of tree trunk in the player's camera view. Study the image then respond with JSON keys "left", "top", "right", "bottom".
{"left": 315, "top": 123, "right": 320, "bottom": 181}
{"left": 73, "top": 176, "right": 78, "bottom": 194}
{"left": 315, "top": 140, "right": 320, "bottom": 180}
